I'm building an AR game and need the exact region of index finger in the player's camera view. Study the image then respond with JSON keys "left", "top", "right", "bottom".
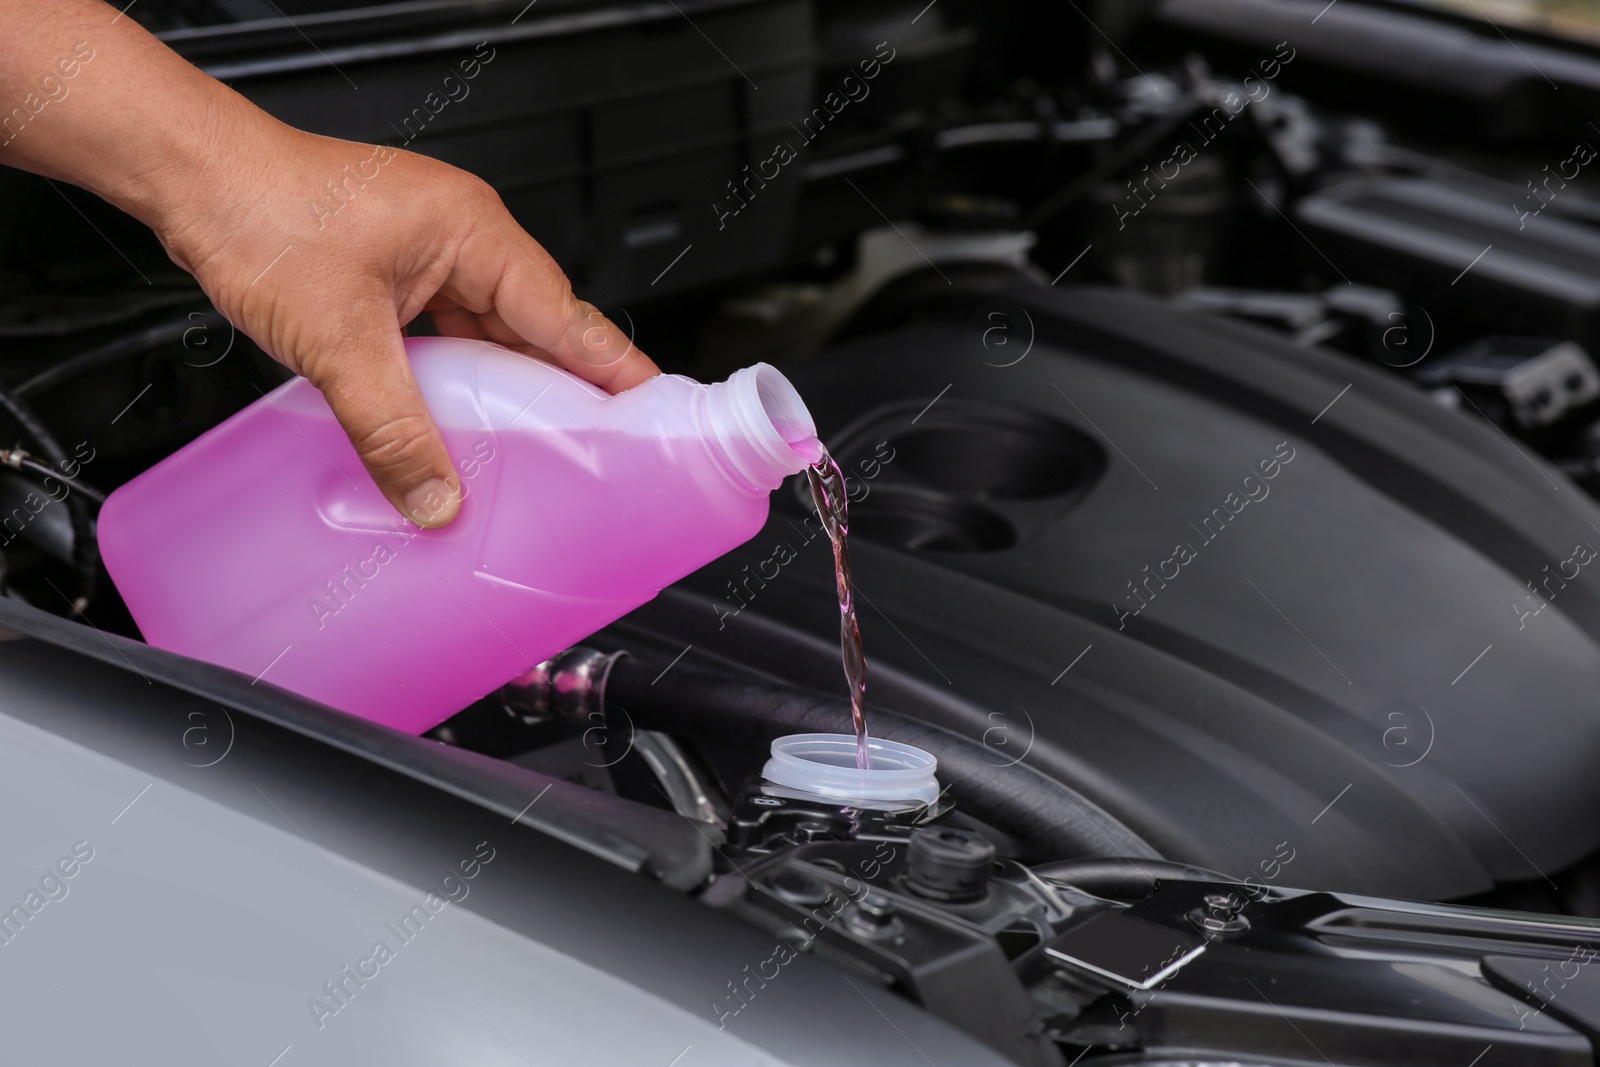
{"left": 448, "top": 202, "right": 660, "bottom": 392}
{"left": 506, "top": 268, "right": 658, "bottom": 392}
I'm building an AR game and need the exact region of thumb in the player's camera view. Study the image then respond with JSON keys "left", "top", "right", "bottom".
{"left": 311, "top": 328, "right": 461, "bottom": 529}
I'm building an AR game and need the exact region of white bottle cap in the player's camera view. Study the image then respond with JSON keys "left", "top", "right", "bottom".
{"left": 762, "top": 733, "right": 940, "bottom": 805}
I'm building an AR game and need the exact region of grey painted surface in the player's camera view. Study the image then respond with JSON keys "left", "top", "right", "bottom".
{"left": 0, "top": 712, "right": 779, "bottom": 1066}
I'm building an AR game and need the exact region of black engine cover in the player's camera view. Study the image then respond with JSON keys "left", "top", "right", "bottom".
{"left": 621, "top": 283, "right": 1600, "bottom": 901}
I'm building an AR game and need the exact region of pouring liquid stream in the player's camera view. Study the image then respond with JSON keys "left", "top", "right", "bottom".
{"left": 806, "top": 448, "right": 871, "bottom": 770}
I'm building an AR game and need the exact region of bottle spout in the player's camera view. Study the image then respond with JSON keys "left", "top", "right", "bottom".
{"left": 704, "top": 363, "right": 822, "bottom": 491}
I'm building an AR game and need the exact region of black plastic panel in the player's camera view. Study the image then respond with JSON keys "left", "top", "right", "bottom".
{"left": 1297, "top": 176, "right": 1600, "bottom": 350}
{"left": 157, "top": 0, "right": 814, "bottom": 301}
{"left": 622, "top": 283, "right": 1600, "bottom": 900}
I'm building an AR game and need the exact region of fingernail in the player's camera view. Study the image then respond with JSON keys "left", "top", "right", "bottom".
{"left": 404, "top": 477, "right": 461, "bottom": 528}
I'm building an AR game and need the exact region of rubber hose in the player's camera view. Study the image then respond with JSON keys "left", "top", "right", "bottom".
{"left": 0, "top": 382, "right": 98, "bottom": 610}
{"left": 11, "top": 455, "right": 105, "bottom": 505}
{"left": 14, "top": 311, "right": 224, "bottom": 398}
{"left": 604, "top": 656, "right": 1160, "bottom": 864}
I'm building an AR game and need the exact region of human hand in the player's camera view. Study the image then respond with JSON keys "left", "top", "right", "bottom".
{"left": 156, "top": 115, "right": 660, "bottom": 528}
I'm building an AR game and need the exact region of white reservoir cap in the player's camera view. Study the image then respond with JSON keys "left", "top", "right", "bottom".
{"left": 762, "top": 733, "right": 940, "bottom": 805}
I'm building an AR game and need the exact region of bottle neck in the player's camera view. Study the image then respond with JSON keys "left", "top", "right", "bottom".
{"left": 701, "top": 364, "right": 821, "bottom": 494}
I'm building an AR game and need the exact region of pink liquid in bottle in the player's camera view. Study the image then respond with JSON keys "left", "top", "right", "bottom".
{"left": 98, "top": 337, "right": 822, "bottom": 733}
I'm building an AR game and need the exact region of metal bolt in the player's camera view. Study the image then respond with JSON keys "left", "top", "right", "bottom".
{"left": 847, "top": 891, "right": 902, "bottom": 939}
{"left": 858, "top": 892, "right": 896, "bottom": 924}
{"left": 795, "top": 819, "right": 837, "bottom": 842}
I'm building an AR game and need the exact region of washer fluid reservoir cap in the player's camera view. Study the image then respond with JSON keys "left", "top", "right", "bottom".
{"left": 762, "top": 733, "right": 939, "bottom": 805}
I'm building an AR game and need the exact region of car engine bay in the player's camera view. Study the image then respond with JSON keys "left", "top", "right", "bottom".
{"left": 8, "top": 0, "right": 1600, "bottom": 1063}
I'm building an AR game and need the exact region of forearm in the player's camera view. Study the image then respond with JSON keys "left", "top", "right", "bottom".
{"left": 0, "top": 0, "right": 282, "bottom": 251}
